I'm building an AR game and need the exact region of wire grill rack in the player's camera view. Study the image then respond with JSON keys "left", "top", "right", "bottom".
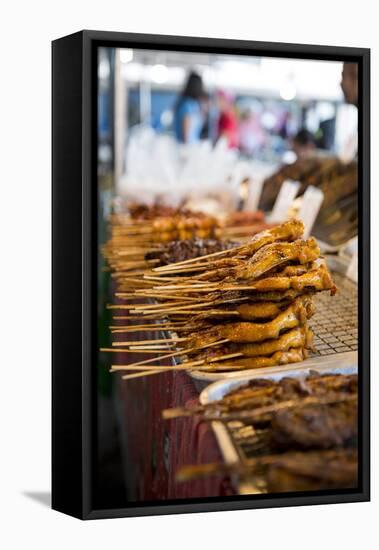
{"left": 310, "top": 272, "right": 358, "bottom": 355}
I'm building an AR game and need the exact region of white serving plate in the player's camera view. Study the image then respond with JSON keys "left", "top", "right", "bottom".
{"left": 191, "top": 350, "right": 357, "bottom": 383}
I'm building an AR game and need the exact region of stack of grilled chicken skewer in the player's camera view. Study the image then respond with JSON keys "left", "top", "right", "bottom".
{"left": 102, "top": 219, "right": 337, "bottom": 379}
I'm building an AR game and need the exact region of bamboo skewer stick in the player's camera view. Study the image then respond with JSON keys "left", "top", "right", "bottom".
{"left": 126, "top": 307, "right": 205, "bottom": 317}
{"left": 112, "top": 315, "right": 173, "bottom": 322}
{"left": 146, "top": 266, "right": 208, "bottom": 276}
{"left": 129, "top": 296, "right": 199, "bottom": 305}
{"left": 111, "top": 337, "right": 188, "bottom": 347}
{"left": 111, "top": 259, "right": 159, "bottom": 269}
{"left": 113, "top": 248, "right": 155, "bottom": 256}
{"left": 112, "top": 363, "right": 204, "bottom": 371}
{"left": 150, "top": 285, "right": 218, "bottom": 292}
{"left": 133, "top": 294, "right": 208, "bottom": 304}
{"left": 130, "top": 301, "right": 216, "bottom": 315}
{"left": 109, "top": 322, "right": 186, "bottom": 329}
{"left": 111, "top": 338, "right": 230, "bottom": 369}
{"left": 153, "top": 282, "right": 217, "bottom": 289}
{"left": 130, "top": 300, "right": 196, "bottom": 310}
{"left": 114, "top": 306, "right": 236, "bottom": 322}
{"left": 107, "top": 304, "right": 138, "bottom": 310}
{"left": 129, "top": 344, "right": 174, "bottom": 352}
{"left": 111, "top": 321, "right": 187, "bottom": 328}
{"left": 100, "top": 347, "right": 173, "bottom": 353}
{"left": 111, "top": 325, "right": 185, "bottom": 333}
{"left": 119, "top": 351, "right": 243, "bottom": 380}
{"left": 119, "top": 363, "right": 204, "bottom": 378}
{"left": 113, "top": 348, "right": 191, "bottom": 368}
{"left": 129, "top": 308, "right": 187, "bottom": 316}
{"left": 142, "top": 275, "right": 194, "bottom": 282}
{"left": 134, "top": 313, "right": 182, "bottom": 321}
{"left": 113, "top": 314, "right": 155, "bottom": 320}
{"left": 112, "top": 271, "right": 154, "bottom": 278}
{"left": 103, "top": 344, "right": 176, "bottom": 352}
{"left": 141, "top": 309, "right": 204, "bottom": 316}
{"left": 153, "top": 248, "right": 235, "bottom": 272}
{"left": 114, "top": 356, "right": 244, "bottom": 371}
{"left": 100, "top": 347, "right": 169, "bottom": 354}
{"left": 120, "top": 296, "right": 250, "bottom": 314}
{"left": 149, "top": 267, "right": 213, "bottom": 277}
{"left": 107, "top": 300, "right": 190, "bottom": 311}
{"left": 109, "top": 295, "right": 252, "bottom": 322}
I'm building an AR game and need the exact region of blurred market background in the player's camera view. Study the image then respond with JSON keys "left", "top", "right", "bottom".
{"left": 98, "top": 47, "right": 357, "bottom": 202}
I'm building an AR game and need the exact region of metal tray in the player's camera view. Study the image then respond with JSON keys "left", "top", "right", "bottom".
{"left": 200, "top": 363, "right": 358, "bottom": 495}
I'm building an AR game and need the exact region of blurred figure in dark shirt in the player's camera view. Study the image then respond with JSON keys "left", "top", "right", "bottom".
{"left": 292, "top": 128, "right": 316, "bottom": 160}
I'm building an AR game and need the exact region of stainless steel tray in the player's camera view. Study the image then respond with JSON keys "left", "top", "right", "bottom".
{"left": 200, "top": 363, "right": 358, "bottom": 495}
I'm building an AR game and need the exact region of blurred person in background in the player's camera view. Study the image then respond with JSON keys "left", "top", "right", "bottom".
{"left": 200, "top": 92, "right": 211, "bottom": 139}
{"left": 174, "top": 71, "right": 206, "bottom": 144}
{"left": 340, "top": 62, "right": 358, "bottom": 160}
{"left": 341, "top": 62, "right": 358, "bottom": 107}
{"left": 316, "top": 118, "right": 336, "bottom": 151}
{"left": 215, "top": 90, "right": 239, "bottom": 149}
{"left": 238, "top": 107, "right": 267, "bottom": 156}
{"left": 292, "top": 128, "right": 316, "bottom": 160}
{"left": 276, "top": 110, "right": 292, "bottom": 140}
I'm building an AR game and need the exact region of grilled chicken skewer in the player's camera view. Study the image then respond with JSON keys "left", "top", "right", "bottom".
{"left": 197, "top": 348, "right": 309, "bottom": 372}
{"left": 110, "top": 301, "right": 290, "bottom": 330}
{"left": 188, "top": 326, "right": 314, "bottom": 360}
{"left": 196, "top": 238, "right": 320, "bottom": 282}
{"left": 153, "top": 263, "right": 336, "bottom": 295}
{"left": 175, "top": 449, "right": 358, "bottom": 491}
{"left": 163, "top": 373, "right": 357, "bottom": 419}
{"left": 186, "top": 295, "right": 314, "bottom": 348}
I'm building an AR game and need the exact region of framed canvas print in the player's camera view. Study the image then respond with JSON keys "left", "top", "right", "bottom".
{"left": 52, "top": 30, "right": 370, "bottom": 519}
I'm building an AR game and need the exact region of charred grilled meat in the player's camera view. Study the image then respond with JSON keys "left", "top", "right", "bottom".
{"left": 175, "top": 449, "right": 358, "bottom": 492}
{"left": 163, "top": 374, "right": 357, "bottom": 421}
{"left": 145, "top": 238, "right": 236, "bottom": 266}
{"left": 264, "top": 449, "right": 358, "bottom": 492}
{"left": 270, "top": 400, "right": 358, "bottom": 450}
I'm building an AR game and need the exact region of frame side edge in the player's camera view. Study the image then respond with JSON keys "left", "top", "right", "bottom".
{"left": 52, "top": 31, "right": 85, "bottom": 519}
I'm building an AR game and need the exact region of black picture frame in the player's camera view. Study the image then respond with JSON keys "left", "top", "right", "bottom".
{"left": 52, "top": 30, "right": 370, "bottom": 520}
